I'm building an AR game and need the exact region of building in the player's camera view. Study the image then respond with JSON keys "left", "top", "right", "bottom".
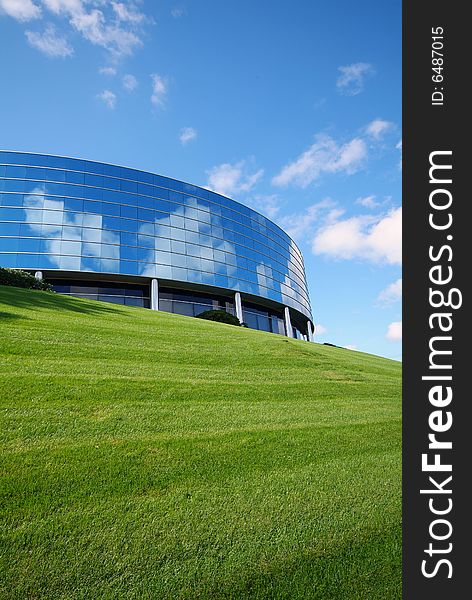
{"left": 0, "top": 151, "right": 314, "bottom": 340}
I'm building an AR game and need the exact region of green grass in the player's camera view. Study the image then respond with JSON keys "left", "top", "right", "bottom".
{"left": 0, "top": 286, "right": 401, "bottom": 599}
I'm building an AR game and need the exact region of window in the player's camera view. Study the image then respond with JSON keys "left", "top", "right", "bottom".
{"left": 102, "top": 203, "right": 120, "bottom": 216}
{"left": 120, "top": 232, "right": 137, "bottom": 246}
{"left": 120, "top": 179, "right": 137, "bottom": 193}
{"left": 64, "top": 198, "right": 84, "bottom": 212}
{"left": 121, "top": 246, "right": 137, "bottom": 260}
{"left": 65, "top": 171, "right": 84, "bottom": 185}
{"left": 83, "top": 173, "right": 101, "bottom": 187}
{"left": 5, "top": 166, "right": 26, "bottom": 178}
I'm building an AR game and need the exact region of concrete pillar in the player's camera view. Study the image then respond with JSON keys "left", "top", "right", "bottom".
{"left": 150, "top": 279, "right": 159, "bottom": 311}
{"left": 234, "top": 291, "right": 243, "bottom": 323}
{"left": 34, "top": 271, "right": 43, "bottom": 280}
{"left": 307, "top": 321, "right": 314, "bottom": 343}
{"left": 284, "top": 306, "right": 293, "bottom": 338}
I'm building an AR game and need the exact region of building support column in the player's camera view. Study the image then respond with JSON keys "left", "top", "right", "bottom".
{"left": 34, "top": 271, "right": 43, "bottom": 280}
{"left": 284, "top": 306, "right": 293, "bottom": 338}
{"left": 150, "top": 278, "right": 159, "bottom": 311}
{"left": 234, "top": 291, "right": 243, "bottom": 323}
{"left": 307, "top": 320, "right": 314, "bottom": 343}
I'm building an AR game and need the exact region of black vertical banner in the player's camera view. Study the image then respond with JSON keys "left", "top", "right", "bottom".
{"left": 403, "top": 2, "right": 468, "bottom": 598}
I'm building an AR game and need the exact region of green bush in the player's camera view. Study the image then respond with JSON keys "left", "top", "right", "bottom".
{"left": 196, "top": 309, "right": 241, "bottom": 326}
{"left": 0, "top": 267, "right": 53, "bottom": 291}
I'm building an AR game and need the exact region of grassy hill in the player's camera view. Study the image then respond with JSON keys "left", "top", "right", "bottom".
{"left": 0, "top": 286, "right": 401, "bottom": 599}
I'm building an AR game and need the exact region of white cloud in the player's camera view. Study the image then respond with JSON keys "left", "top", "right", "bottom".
{"left": 313, "top": 206, "right": 402, "bottom": 265}
{"left": 171, "top": 6, "right": 186, "bottom": 18}
{"left": 150, "top": 73, "right": 167, "bottom": 107}
{"left": 366, "top": 119, "right": 393, "bottom": 139}
{"left": 314, "top": 324, "right": 327, "bottom": 335}
{"left": 206, "top": 160, "right": 263, "bottom": 197}
{"left": 4, "top": 1, "right": 151, "bottom": 59}
{"left": 25, "top": 24, "right": 73, "bottom": 57}
{"left": 70, "top": 13, "right": 141, "bottom": 59}
{"left": 22, "top": 187, "right": 120, "bottom": 268}
{"left": 356, "top": 195, "right": 393, "bottom": 209}
{"left": 337, "top": 62, "right": 374, "bottom": 96}
{"left": 272, "top": 134, "right": 367, "bottom": 188}
{"left": 245, "top": 194, "right": 282, "bottom": 219}
{"left": 122, "top": 73, "right": 137, "bottom": 91}
{"left": 378, "top": 278, "right": 402, "bottom": 306}
{"left": 111, "top": 1, "right": 145, "bottom": 24}
{"left": 345, "top": 344, "right": 358, "bottom": 351}
{"left": 39, "top": 0, "right": 145, "bottom": 59}
{"left": 99, "top": 66, "right": 117, "bottom": 76}
{"left": 0, "top": 0, "right": 41, "bottom": 21}
{"left": 386, "top": 321, "right": 402, "bottom": 341}
{"left": 179, "top": 127, "right": 197, "bottom": 145}
{"left": 97, "top": 89, "right": 116, "bottom": 109}
{"left": 396, "top": 139, "right": 402, "bottom": 170}
{"left": 355, "top": 195, "right": 378, "bottom": 209}
{"left": 278, "top": 198, "right": 336, "bottom": 241}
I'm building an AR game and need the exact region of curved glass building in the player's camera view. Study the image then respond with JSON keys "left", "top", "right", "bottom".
{"left": 0, "top": 151, "right": 314, "bottom": 340}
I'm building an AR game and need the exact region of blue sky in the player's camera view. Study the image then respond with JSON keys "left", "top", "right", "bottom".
{"left": 0, "top": 0, "right": 402, "bottom": 359}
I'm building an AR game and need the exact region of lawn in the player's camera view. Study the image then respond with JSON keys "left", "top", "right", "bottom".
{"left": 0, "top": 286, "right": 401, "bottom": 599}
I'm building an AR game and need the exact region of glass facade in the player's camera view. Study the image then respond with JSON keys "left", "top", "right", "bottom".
{"left": 242, "top": 302, "right": 286, "bottom": 336}
{"left": 159, "top": 288, "right": 235, "bottom": 318}
{"left": 0, "top": 151, "right": 313, "bottom": 334}
{"left": 47, "top": 279, "right": 150, "bottom": 308}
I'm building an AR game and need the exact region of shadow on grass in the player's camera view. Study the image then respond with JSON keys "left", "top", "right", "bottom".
{"left": 0, "top": 285, "right": 126, "bottom": 317}
{"left": 0, "top": 310, "right": 31, "bottom": 321}
{"left": 198, "top": 524, "right": 401, "bottom": 600}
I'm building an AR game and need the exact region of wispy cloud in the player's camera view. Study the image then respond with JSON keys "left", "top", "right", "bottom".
{"left": 97, "top": 89, "right": 116, "bottom": 109}
{"left": 378, "top": 278, "right": 402, "bottom": 306}
{"left": 0, "top": 0, "right": 41, "bottom": 21}
{"left": 272, "top": 133, "right": 367, "bottom": 188}
{"left": 150, "top": 73, "right": 167, "bottom": 107}
{"left": 277, "top": 199, "right": 336, "bottom": 241}
{"left": 366, "top": 118, "right": 394, "bottom": 139}
{"left": 396, "top": 139, "right": 402, "bottom": 170}
{"left": 314, "top": 324, "right": 327, "bottom": 336}
{"left": 4, "top": 0, "right": 150, "bottom": 59}
{"left": 179, "top": 127, "right": 197, "bottom": 145}
{"left": 206, "top": 160, "right": 263, "bottom": 197}
{"left": 355, "top": 195, "right": 379, "bottom": 209}
{"left": 122, "top": 73, "right": 137, "bottom": 91}
{"left": 313, "top": 206, "right": 402, "bottom": 265}
{"left": 337, "top": 62, "right": 374, "bottom": 96}
{"left": 246, "top": 194, "right": 282, "bottom": 219}
{"left": 171, "top": 7, "right": 186, "bottom": 18}
{"left": 52, "top": 0, "right": 144, "bottom": 59}
{"left": 99, "top": 66, "right": 117, "bottom": 76}
{"left": 386, "top": 321, "right": 402, "bottom": 341}
{"left": 356, "top": 195, "right": 393, "bottom": 210}
{"left": 25, "top": 23, "right": 73, "bottom": 57}
{"left": 111, "top": 1, "right": 145, "bottom": 24}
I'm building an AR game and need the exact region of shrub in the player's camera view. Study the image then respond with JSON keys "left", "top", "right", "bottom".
{"left": 196, "top": 309, "right": 241, "bottom": 326}
{"left": 0, "top": 267, "right": 53, "bottom": 291}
